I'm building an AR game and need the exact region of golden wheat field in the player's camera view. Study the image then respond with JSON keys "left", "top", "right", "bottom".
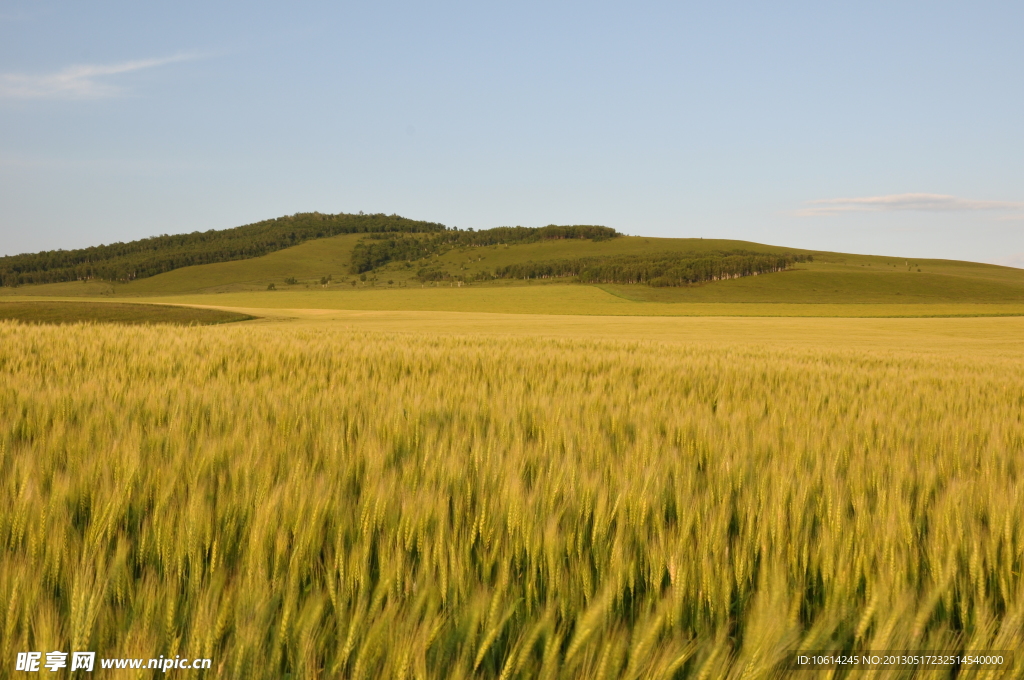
{"left": 2, "top": 318, "right": 1023, "bottom": 679}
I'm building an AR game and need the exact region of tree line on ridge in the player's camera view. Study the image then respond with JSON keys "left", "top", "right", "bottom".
{"left": 411, "top": 251, "right": 810, "bottom": 287}
{"left": 0, "top": 213, "right": 446, "bottom": 287}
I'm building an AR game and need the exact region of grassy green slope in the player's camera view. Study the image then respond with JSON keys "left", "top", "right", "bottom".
{"left": 5, "top": 233, "right": 1023, "bottom": 307}
{"left": 0, "top": 212, "right": 445, "bottom": 287}
{"left": 602, "top": 260, "right": 1024, "bottom": 304}
{"left": 123, "top": 232, "right": 365, "bottom": 294}
{"left": 364, "top": 236, "right": 1024, "bottom": 304}
{"left": 418, "top": 236, "right": 803, "bottom": 281}
{"left": 0, "top": 233, "right": 365, "bottom": 297}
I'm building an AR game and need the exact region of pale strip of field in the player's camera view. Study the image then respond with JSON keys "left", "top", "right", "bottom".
{"left": 10, "top": 289, "right": 1024, "bottom": 355}
{"left": 149, "top": 286, "right": 1024, "bottom": 316}
{"left": 148, "top": 304, "right": 1024, "bottom": 357}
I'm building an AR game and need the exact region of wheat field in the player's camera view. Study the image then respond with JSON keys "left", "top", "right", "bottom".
{"left": 1, "top": 320, "right": 1022, "bottom": 678}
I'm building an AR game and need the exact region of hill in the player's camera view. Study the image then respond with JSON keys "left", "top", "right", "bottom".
{"left": 2, "top": 219, "right": 1022, "bottom": 309}
{"left": 0, "top": 212, "right": 447, "bottom": 287}
{"left": 0, "top": 213, "right": 620, "bottom": 289}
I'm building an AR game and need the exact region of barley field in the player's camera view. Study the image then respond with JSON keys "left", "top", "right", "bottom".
{"left": 1, "top": 319, "right": 1022, "bottom": 678}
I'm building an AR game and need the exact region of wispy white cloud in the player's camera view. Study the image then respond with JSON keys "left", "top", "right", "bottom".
{"left": 796, "top": 193, "right": 1024, "bottom": 217}
{"left": 0, "top": 53, "right": 197, "bottom": 99}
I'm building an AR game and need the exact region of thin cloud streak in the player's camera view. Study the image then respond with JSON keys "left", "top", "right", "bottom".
{"left": 0, "top": 54, "right": 197, "bottom": 99}
{"left": 796, "top": 193, "right": 1024, "bottom": 217}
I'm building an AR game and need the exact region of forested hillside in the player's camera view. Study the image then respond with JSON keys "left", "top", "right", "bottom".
{"left": 344, "top": 227, "right": 806, "bottom": 288}
{"left": 486, "top": 251, "right": 811, "bottom": 286}
{"left": 406, "top": 250, "right": 811, "bottom": 286}
{"left": 0, "top": 212, "right": 446, "bottom": 287}
{"left": 349, "top": 225, "right": 617, "bottom": 274}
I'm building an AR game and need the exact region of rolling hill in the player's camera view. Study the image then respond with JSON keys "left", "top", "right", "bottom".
{"left": 0, "top": 212, "right": 447, "bottom": 287}
{"left": 3, "top": 216, "right": 1023, "bottom": 312}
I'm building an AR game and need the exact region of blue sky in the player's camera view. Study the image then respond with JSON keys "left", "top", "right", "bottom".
{"left": 1, "top": 1, "right": 1022, "bottom": 266}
